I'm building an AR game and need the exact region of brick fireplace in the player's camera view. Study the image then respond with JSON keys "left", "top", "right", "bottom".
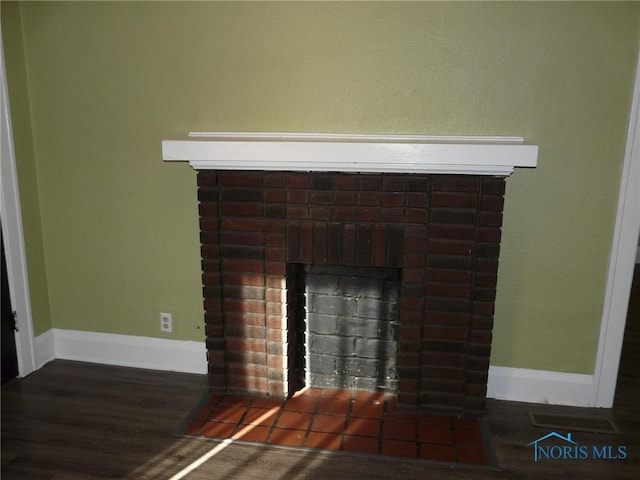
{"left": 163, "top": 132, "right": 537, "bottom": 417}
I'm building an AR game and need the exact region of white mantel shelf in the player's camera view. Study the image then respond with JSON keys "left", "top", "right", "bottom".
{"left": 162, "top": 132, "right": 538, "bottom": 176}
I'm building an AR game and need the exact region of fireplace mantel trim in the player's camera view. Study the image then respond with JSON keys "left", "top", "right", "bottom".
{"left": 162, "top": 132, "right": 538, "bottom": 176}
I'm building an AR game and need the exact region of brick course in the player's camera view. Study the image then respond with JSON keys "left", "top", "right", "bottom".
{"left": 197, "top": 171, "right": 506, "bottom": 416}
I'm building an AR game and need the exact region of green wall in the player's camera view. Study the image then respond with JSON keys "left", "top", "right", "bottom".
{"left": 2, "top": 2, "right": 638, "bottom": 373}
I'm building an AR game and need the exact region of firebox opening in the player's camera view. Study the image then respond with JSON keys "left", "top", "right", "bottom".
{"left": 288, "top": 264, "right": 401, "bottom": 395}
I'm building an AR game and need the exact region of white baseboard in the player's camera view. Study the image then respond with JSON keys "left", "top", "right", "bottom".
{"left": 33, "top": 328, "right": 55, "bottom": 369}
{"left": 487, "top": 365, "right": 595, "bottom": 407}
{"left": 34, "top": 329, "right": 207, "bottom": 375}
{"left": 33, "top": 329, "right": 598, "bottom": 406}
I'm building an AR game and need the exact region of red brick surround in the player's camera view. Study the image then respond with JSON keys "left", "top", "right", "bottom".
{"left": 198, "top": 170, "right": 505, "bottom": 416}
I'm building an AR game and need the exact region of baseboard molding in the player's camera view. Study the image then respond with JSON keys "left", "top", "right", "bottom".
{"left": 33, "top": 330, "right": 598, "bottom": 406}
{"left": 487, "top": 365, "right": 595, "bottom": 407}
{"left": 35, "top": 329, "right": 207, "bottom": 375}
{"left": 33, "top": 329, "right": 55, "bottom": 370}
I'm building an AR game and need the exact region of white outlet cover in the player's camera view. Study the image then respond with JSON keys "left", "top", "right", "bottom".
{"left": 160, "top": 312, "right": 173, "bottom": 333}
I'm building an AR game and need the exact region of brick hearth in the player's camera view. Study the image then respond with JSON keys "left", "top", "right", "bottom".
{"left": 197, "top": 170, "right": 505, "bottom": 416}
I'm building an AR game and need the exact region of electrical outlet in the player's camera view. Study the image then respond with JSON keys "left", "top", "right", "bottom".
{"left": 160, "top": 312, "right": 173, "bottom": 333}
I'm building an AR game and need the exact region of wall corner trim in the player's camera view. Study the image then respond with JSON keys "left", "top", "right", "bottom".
{"left": 1, "top": 32, "right": 37, "bottom": 377}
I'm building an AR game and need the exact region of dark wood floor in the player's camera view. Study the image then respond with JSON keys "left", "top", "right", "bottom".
{"left": 2, "top": 267, "right": 639, "bottom": 479}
